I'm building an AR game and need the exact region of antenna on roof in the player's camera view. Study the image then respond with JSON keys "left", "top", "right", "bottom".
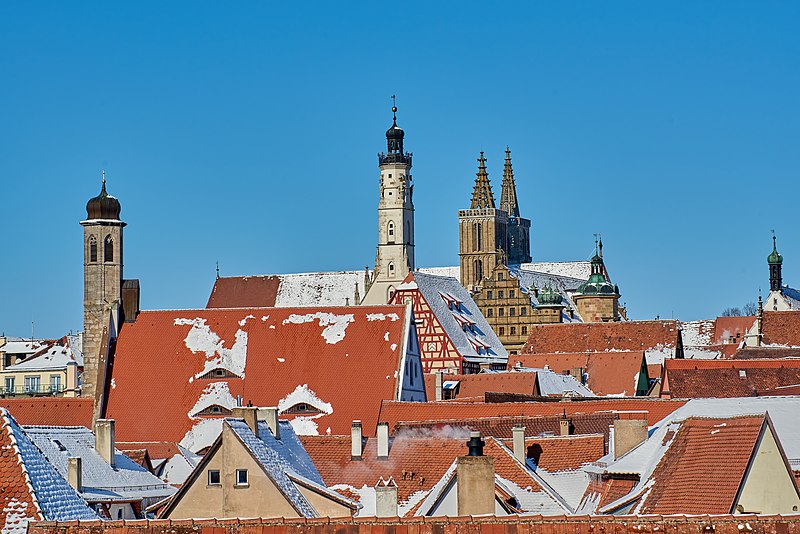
{"left": 31, "top": 321, "right": 34, "bottom": 341}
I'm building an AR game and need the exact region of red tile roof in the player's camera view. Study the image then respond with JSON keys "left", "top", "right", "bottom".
{"left": 734, "top": 346, "right": 800, "bottom": 359}
{"left": 521, "top": 321, "right": 680, "bottom": 355}
{"left": 502, "top": 434, "right": 606, "bottom": 471}
{"left": 300, "top": 434, "right": 540, "bottom": 506}
{"left": 662, "top": 358, "right": 800, "bottom": 398}
{"left": 379, "top": 398, "right": 687, "bottom": 429}
{"left": 105, "top": 306, "right": 412, "bottom": 449}
{"left": 206, "top": 276, "right": 280, "bottom": 308}
{"left": 116, "top": 441, "right": 181, "bottom": 460}
{"left": 0, "top": 398, "right": 93, "bottom": 427}
{"left": 509, "top": 352, "right": 646, "bottom": 396}
{"left": 714, "top": 316, "right": 756, "bottom": 345}
{"left": 762, "top": 311, "right": 800, "bottom": 346}
{"left": 637, "top": 416, "right": 766, "bottom": 514}
{"left": 423, "top": 372, "right": 537, "bottom": 400}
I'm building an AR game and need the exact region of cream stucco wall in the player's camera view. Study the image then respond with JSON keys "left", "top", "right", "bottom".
{"left": 735, "top": 425, "right": 800, "bottom": 514}
{"left": 296, "top": 485, "right": 352, "bottom": 518}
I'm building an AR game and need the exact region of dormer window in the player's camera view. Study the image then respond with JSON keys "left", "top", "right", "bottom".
{"left": 198, "top": 368, "right": 237, "bottom": 379}
{"left": 197, "top": 404, "right": 233, "bottom": 416}
{"left": 282, "top": 403, "right": 323, "bottom": 415}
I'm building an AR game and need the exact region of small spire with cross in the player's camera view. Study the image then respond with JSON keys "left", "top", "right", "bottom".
{"left": 216, "top": 261, "right": 220, "bottom": 280}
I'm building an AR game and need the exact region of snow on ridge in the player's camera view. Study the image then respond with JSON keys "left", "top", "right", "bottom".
{"left": 282, "top": 312, "right": 355, "bottom": 344}
{"left": 367, "top": 313, "right": 400, "bottom": 322}
{"left": 188, "top": 382, "right": 237, "bottom": 418}
{"left": 174, "top": 317, "right": 248, "bottom": 378}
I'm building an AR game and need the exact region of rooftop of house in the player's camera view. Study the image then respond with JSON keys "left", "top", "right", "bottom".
{"left": 24, "top": 426, "right": 176, "bottom": 503}
{"left": 762, "top": 311, "right": 800, "bottom": 346}
{"left": 423, "top": 371, "right": 538, "bottom": 400}
{"left": 0, "top": 398, "right": 93, "bottom": 427}
{"left": 3, "top": 343, "right": 82, "bottom": 372}
{"left": 379, "top": 398, "right": 688, "bottom": 430}
{"left": 520, "top": 321, "right": 681, "bottom": 365}
{"left": 509, "top": 351, "right": 646, "bottom": 396}
{"left": 394, "top": 271, "right": 507, "bottom": 360}
{"left": 663, "top": 358, "right": 800, "bottom": 398}
{"left": 105, "top": 306, "right": 414, "bottom": 452}
{"left": 0, "top": 409, "right": 97, "bottom": 534}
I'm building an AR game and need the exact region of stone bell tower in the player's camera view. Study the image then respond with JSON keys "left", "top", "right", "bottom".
{"left": 362, "top": 101, "right": 415, "bottom": 304}
{"left": 80, "top": 172, "right": 125, "bottom": 398}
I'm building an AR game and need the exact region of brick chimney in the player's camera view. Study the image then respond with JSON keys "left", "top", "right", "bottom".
{"left": 67, "top": 457, "right": 82, "bottom": 492}
{"left": 613, "top": 412, "right": 649, "bottom": 460}
{"left": 512, "top": 426, "right": 526, "bottom": 463}
{"left": 435, "top": 371, "right": 443, "bottom": 401}
{"left": 94, "top": 419, "right": 115, "bottom": 467}
{"left": 375, "top": 476, "right": 398, "bottom": 517}
{"left": 456, "top": 432, "right": 495, "bottom": 516}
{"left": 351, "top": 421, "right": 363, "bottom": 460}
{"left": 377, "top": 421, "right": 389, "bottom": 460}
{"left": 259, "top": 407, "right": 280, "bottom": 440}
{"left": 231, "top": 407, "right": 259, "bottom": 438}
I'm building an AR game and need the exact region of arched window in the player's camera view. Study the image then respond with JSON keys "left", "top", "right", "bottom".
{"left": 387, "top": 286, "right": 396, "bottom": 301}
{"left": 104, "top": 235, "right": 114, "bottom": 263}
{"left": 474, "top": 259, "right": 483, "bottom": 284}
{"left": 473, "top": 222, "right": 483, "bottom": 251}
{"left": 388, "top": 221, "right": 395, "bottom": 243}
{"left": 389, "top": 262, "right": 395, "bottom": 276}
{"left": 88, "top": 235, "right": 97, "bottom": 263}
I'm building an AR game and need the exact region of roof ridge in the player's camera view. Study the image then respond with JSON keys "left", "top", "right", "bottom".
{"left": 0, "top": 409, "right": 44, "bottom": 520}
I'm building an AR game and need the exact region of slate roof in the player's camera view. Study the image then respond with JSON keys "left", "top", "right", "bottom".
{"left": 397, "top": 271, "right": 507, "bottom": 360}
{"left": 24, "top": 426, "right": 176, "bottom": 504}
{"left": 379, "top": 398, "right": 688, "bottom": 429}
{"left": 106, "top": 306, "right": 414, "bottom": 451}
{"left": 521, "top": 321, "right": 681, "bottom": 365}
{"left": 423, "top": 372, "right": 538, "bottom": 400}
{"left": 510, "top": 352, "right": 646, "bottom": 396}
{"left": 662, "top": 358, "right": 800, "bottom": 398}
{"left": 0, "top": 399, "right": 93, "bottom": 427}
{"left": 0, "top": 409, "right": 97, "bottom": 533}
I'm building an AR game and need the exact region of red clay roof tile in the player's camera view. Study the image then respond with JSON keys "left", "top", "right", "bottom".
{"left": 0, "top": 398, "right": 93, "bottom": 427}
{"left": 521, "top": 321, "right": 680, "bottom": 355}
{"left": 423, "top": 372, "right": 537, "bottom": 400}
{"left": 663, "top": 358, "right": 800, "bottom": 398}
{"left": 206, "top": 276, "right": 280, "bottom": 308}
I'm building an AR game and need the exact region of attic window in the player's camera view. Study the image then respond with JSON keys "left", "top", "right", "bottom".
{"left": 739, "top": 370, "right": 747, "bottom": 379}
{"left": 236, "top": 469, "right": 249, "bottom": 486}
{"left": 53, "top": 439, "right": 67, "bottom": 452}
{"left": 282, "top": 403, "right": 323, "bottom": 415}
{"left": 197, "top": 405, "right": 233, "bottom": 416}
{"left": 198, "top": 368, "right": 237, "bottom": 379}
{"left": 208, "top": 469, "right": 221, "bottom": 485}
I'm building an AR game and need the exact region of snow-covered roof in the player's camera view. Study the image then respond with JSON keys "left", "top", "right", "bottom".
{"left": 408, "top": 272, "right": 507, "bottom": 360}
{"left": 4, "top": 343, "right": 82, "bottom": 372}
{"left": 533, "top": 368, "right": 596, "bottom": 397}
{"left": 0, "top": 410, "right": 97, "bottom": 533}
{"left": 274, "top": 271, "right": 367, "bottom": 307}
{"left": 0, "top": 340, "right": 45, "bottom": 356}
{"left": 24, "top": 426, "right": 176, "bottom": 503}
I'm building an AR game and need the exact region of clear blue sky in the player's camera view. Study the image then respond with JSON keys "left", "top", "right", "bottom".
{"left": 1, "top": 2, "right": 799, "bottom": 338}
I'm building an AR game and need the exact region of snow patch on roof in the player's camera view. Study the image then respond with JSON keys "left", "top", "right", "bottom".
{"left": 367, "top": 313, "right": 400, "bottom": 322}
{"left": 175, "top": 317, "right": 248, "bottom": 379}
{"left": 188, "top": 382, "right": 237, "bottom": 418}
{"left": 283, "top": 312, "right": 355, "bottom": 344}
{"left": 279, "top": 385, "right": 333, "bottom": 437}
{"left": 179, "top": 418, "right": 223, "bottom": 453}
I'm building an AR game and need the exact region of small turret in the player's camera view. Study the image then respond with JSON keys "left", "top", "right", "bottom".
{"left": 470, "top": 152, "right": 496, "bottom": 209}
{"left": 86, "top": 171, "right": 121, "bottom": 220}
{"left": 768, "top": 231, "right": 783, "bottom": 292}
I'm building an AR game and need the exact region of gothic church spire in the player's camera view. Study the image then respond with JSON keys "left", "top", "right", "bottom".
{"left": 470, "top": 152, "right": 496, "bottom": 209}
{"left": 499, "top": 147, "right": 520, "bottom": 218}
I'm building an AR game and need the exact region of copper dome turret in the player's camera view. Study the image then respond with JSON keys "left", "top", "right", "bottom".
{"left": 86, "top": 174, "right": 121, "bottom": 220}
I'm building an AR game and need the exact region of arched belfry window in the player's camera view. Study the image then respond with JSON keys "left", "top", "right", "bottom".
{"left": 389, "top": 262, "right": 395, "bottom": 276}
{"left": 388, "top": 221, "right": 395, "bottom": 244}
{"left": 104, "top": 235, "right": 114, "bottom": 263}
{"left": 88, "top": 235, "right": 98, "bottom": 263}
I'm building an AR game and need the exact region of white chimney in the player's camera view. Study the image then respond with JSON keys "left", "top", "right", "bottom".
{"left": 377, "top": 422, "right": 389, "bottom": 460}
{"left": 64, "top": 361, "right": 79, "bottom": 398}
{"left": 67, "top": 457, "right": 82, "bottom": 492}
{"left": 351, "top": 421, "right": 363, "bottom": 460}
{"left": 375, "top": 476, "right": 398, "bottom": 517}
{"left": 435, "top": 371, "right": 443, "bottom": 401}
{"left": 94, "top": 419, "right": 115, "bottom": 467}
{"left": 512, "top": 426, "right": 526, "bottom": 463}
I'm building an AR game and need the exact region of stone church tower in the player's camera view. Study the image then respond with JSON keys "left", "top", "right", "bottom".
{"left": 362, "top": 105, "right": 415, "bottom": 304}
{"left": 458, "top": 152, "right": 508, "bottom": 290}
{"left": 500, "top": 148, "right": 531, "bottom": 264}
{"left": 81, "top": 174, "right": 125, "bottom": 398}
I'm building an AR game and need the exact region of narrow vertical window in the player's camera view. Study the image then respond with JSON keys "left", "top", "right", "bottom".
{"left": 388, "top": 221, "right": 395, "bottom": 243}
{"left": 104, "top": 236, "right": 114, "bottom": 263}
{"left": 88, "top": 235, "right": 98, "bottom": 263}
{"left": 477, "top": 222, "right": 483, "bottom": 250}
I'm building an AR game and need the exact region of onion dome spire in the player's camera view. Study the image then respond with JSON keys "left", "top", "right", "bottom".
{"left": 768, "top": 231, "right": 783, "bottom": 265}
{"left": 768, "top": 230, "right": 783, "bottom": 292}
{"left": 385, "top": 95, "right": 404, "bottom": 154}
{"left": 576, "top": 236, "right": 616, "bottom": 296}
{"left": 499, "top": 147, "right": 520, "bottom": 217}
{"left": 85, "top": 169, "right": 121, "bottom": 220}
{"left": 470, "top": 152, "right": 496, "bottom": 209}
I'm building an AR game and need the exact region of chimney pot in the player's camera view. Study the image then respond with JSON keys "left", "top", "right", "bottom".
{"left": 351, "top": 420, "right": 363, "bottom": 460}
{"left": 456, "top": 455, "right": 495, "bottom": 516}
{"left": 259, "top": 407, "right": 280, "bottom": 440}
{"left": 559, "top": 417, "right": 571, "bottom": 436}
{"left": 613, "top": 418, "right": 648, "bottom": 460}
{"left": 231, "top": 407, "right": 259, "bottom": 438}
{"left": 377, "top": 422, "right": 390, "bottom": 460}
{"left": 67, "top": 457, "right": 82, "bottom": 492}
{"left": 466, "top": 431, "right": 485, "bottom": 457}
{"left": 94, "top": 419, "right": 115, "bottom": 467}
{"left": 512, "top": 426, "right": 526, "bottom": 462}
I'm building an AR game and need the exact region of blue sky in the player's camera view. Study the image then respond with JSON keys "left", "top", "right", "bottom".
{"left": 1, "top": 2, "right": 799, "bottom": 338}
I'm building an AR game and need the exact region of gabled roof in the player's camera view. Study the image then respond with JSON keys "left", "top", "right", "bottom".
{"left": 0, "top": 399, "right": 93, "bottom": 427}
{"left": 534, "top": 368, "right": 596, "bottom": 397}
{"left": 207, "top": 271, "right": 368, "bottom": 308}
{"left": 662, "top": 358, "right": 800, "bottom": 398}
{"left": 379, "top": 398, "right": 688, "bottom": 430}
{"left": 423, "top": 372, "right": 538, "bottom": 400}
{"left": 521, "top": 321, "right": 681, "bottom": 365}
{"left": 510, "top": 352, "right": 647, "bottom": 396}
{"left": 714, "top": 316, "right": 756, "bottom": 344}
{"left": 0, "top": 409, "right": 97, "bottom": 533}
{"left": 397, "top": 272, "right": 507, "bottom": 359}
{"left": 24, "top": 426, "right": 176, "bottom": 503}
{"left": 762, "top": 311, "right": 800, "bottom": 346}
{"left": 106, "top": 306, "right": 412, "bottom": 450}
{"left": 3, "top": 342, "right": 82, "bottom": 372}
{"left": 734, "top": 346, "right": 800, "bottom": 359}
{"left": 505, "top": 434, "right": 606, "bottom": 471}
{"left": 300, "top": 433, "right": 565, "bottom": 515}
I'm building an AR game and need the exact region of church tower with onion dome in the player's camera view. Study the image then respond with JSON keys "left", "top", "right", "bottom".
{"left": 362, "top": 100, "right": 415, "bottom": 304}
{"left": 81, "top": 172, "right": 126, "bottom": 399}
